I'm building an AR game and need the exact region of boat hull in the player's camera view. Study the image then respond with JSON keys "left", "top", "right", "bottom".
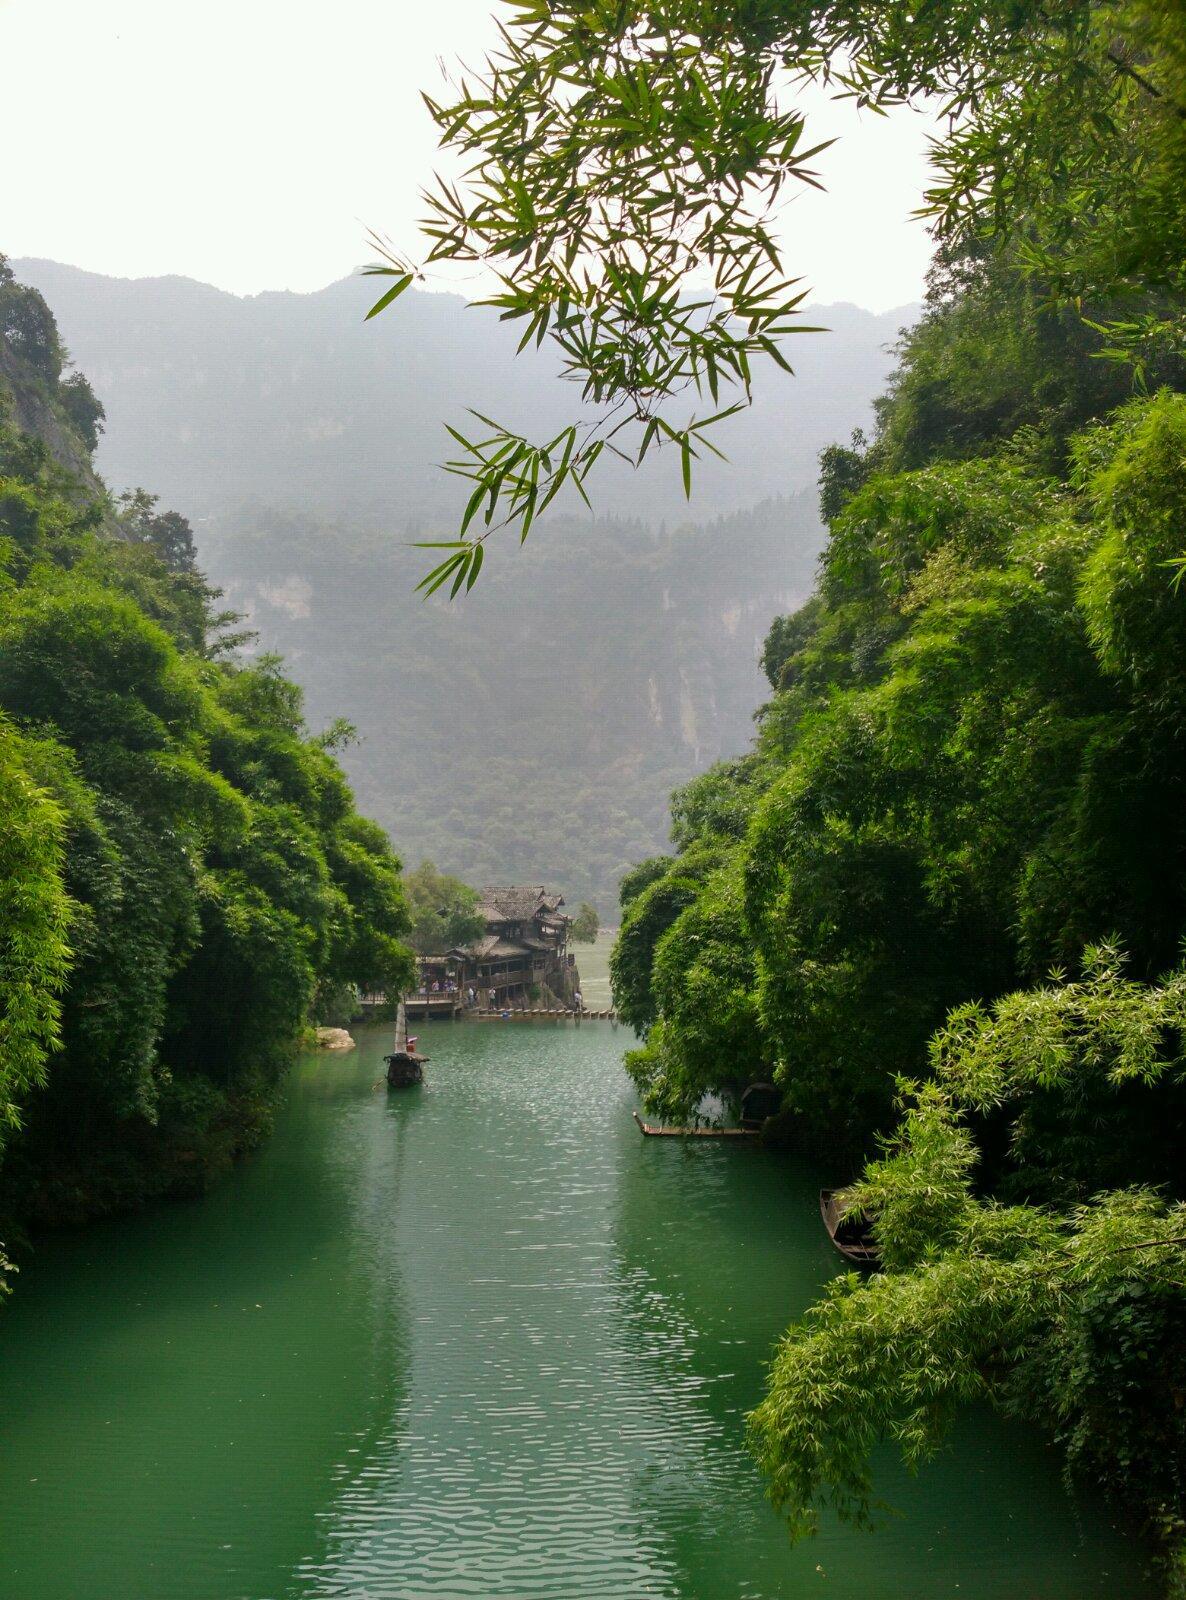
{"left": 632, "top": 1110, "right": 757, "bottom": 1139}
{"left": 820, "top": 1188, "right": 879, "bottom": 1267}
{"left": 385, "top": 1052, "right": 425, "bottom": 1088}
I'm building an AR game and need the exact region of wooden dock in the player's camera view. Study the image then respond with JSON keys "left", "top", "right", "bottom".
{"left": 405, "top": 993, "right": 462, "bottom": 1020}
{"left": 359, "top": 994, "right": 615, "bottom": 1023}
{"left": 476, "top": 1007, "right": 617, "bottom": 1021}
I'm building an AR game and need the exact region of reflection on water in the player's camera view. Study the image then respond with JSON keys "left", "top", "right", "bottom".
{"left": 0, "top": 1022, "right": 1151, "bottom": 1599}
{"left": 573, "top": 926, "right": 615, "bottom": 1008}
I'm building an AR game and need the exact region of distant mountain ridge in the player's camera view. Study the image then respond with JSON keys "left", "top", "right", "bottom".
{"left": 15, "top": 258, "right": 918, "bottom": 908}
{"left": 16, "top": 258, "right": 913, "bottom": 524}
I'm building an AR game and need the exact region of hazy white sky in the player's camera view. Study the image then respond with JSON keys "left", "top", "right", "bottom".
{"left": 1, "top": 0, "right": 939, "bottom": 310}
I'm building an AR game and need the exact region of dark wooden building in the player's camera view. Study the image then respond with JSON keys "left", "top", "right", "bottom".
{"left": 413, "top": 886, "right": 577, "bottom": 1012}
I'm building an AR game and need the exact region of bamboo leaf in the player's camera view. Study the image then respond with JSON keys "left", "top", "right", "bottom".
{"left": 364, "top": 275, "right": 413, "bottom": 321}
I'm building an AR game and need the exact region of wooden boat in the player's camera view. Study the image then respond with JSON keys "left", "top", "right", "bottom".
{"left": 632, "top": 1110, "right": 758, "bottom": 1140}
{"left": 820, "top": 1188, "right": 879, "bottom": 1266}
{"left": 385, "top": 1001, "right": 427, "bottom": 1088}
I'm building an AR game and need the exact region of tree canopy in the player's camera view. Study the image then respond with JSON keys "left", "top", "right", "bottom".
{"left": 610, "top": 232, "right": 1186, "bottom": 1582}
{"left": 0, "top": 265, "right": 413, "bottom": 1250}
{"left": 372, "top": 0, "right": 1186, "bottom": 586}
{"left": 403, "top": 859, "right": 486, "bottom": 955}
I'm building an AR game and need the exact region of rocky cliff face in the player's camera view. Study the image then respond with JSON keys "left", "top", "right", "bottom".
{"left": 198, "top": 496, "right": 821, "bottom": 909}
{"left": 0, "top": 302, "right": 113, "bottom": 527}
{"left": 0, "top": 262, "right": 121, "bottom": 537}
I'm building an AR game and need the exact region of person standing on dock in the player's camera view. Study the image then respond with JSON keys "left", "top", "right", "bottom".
{"left": 574, "top": 990, "right": 583, "bottom": 1013}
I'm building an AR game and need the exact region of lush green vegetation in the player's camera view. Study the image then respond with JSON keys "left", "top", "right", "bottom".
{"left": 749, "top": 952, "right": 1186, "bottom": 1553}
{"left": 7, "top": 0, "right": 1186, "bottom": 1575}
{"left": 611, "top": 241, "right": 1186, "bottom": 1585}
{"left": 0, "top": 259, "right": 412, "bottom": 1268}
{"left": 403, "top": 860, "right": 485, "bottom": 955}
{"left": 570, "top": 903, "right": 600, "bottom": 943}
{"left": 374, "top": 0, "right": 1186, "bottom": 584}
{"left": 406, "top": 0, "right": 1186, "bottom": 1577}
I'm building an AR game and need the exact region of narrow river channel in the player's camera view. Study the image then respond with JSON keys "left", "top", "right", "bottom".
{"left": 0, "top": 1022, "right": 1150, "bottom": 1599}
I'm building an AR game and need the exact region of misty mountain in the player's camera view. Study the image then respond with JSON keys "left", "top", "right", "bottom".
{"left": 18, "top": 258, "right": 915, "bottom": 908}
{"left": 18, "top": 259, "right": 911, "bottom": 525}
{"left": 195, "top": 495, "right": 821, "bottom": 913}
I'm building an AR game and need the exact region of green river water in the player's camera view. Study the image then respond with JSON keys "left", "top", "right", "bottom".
{"left": 0, "top": 1019, "right": 1150, "bottom": 1599}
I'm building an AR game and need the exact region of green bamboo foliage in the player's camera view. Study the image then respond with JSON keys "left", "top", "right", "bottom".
{"left": 609, "top": 247, "right": 1186, "bottom": 1578}
{"left": 369, "top": 1, "right": 1186, "bottom": 580}
{"left": 0, "top": 266, "right": 414, "bottom": 1226}
{"left": 0, "top": 720, "right": 72, "bottom": 1132}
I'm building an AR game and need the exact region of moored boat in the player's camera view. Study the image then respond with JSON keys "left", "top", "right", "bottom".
{"left": 820, "top": 1187, "right": 879, "bottom": 1266}
{"left": 632, "top": 1110, "right": 757, "bottom": 1139}
{"left": 385, "top": 1000, "right": 427, "bottom": 1088}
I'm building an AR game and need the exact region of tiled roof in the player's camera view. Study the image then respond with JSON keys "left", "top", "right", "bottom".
{"left": 484, "top": 938, "right": 532, "bottom": 960}
{"left": 451, "top": 933, "right": 533, "bottom": 962}
{"left": 480, "top": 885, "right": 566, "bottom": 922}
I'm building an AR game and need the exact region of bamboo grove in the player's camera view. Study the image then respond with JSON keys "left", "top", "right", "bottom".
{"left": 611, "top": 248, "right": 1186, "bottom": 1585}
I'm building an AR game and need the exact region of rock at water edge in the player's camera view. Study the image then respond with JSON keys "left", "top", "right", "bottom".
{"left": 315, "top": 1026, "right": 356, "bottom": 1051}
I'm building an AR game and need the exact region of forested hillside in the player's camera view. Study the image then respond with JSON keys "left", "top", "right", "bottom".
{"left": 16, "top": 259, "right": 908, "bottom": 908}
{"left": 0, "top": 258, "right": 412, "bottom": 1257}
{"left": 195, "top": 495, "right": 820, "bottom": 907}
{"left": 613, "top": 242, "right": 1186, "bottom": 1584}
